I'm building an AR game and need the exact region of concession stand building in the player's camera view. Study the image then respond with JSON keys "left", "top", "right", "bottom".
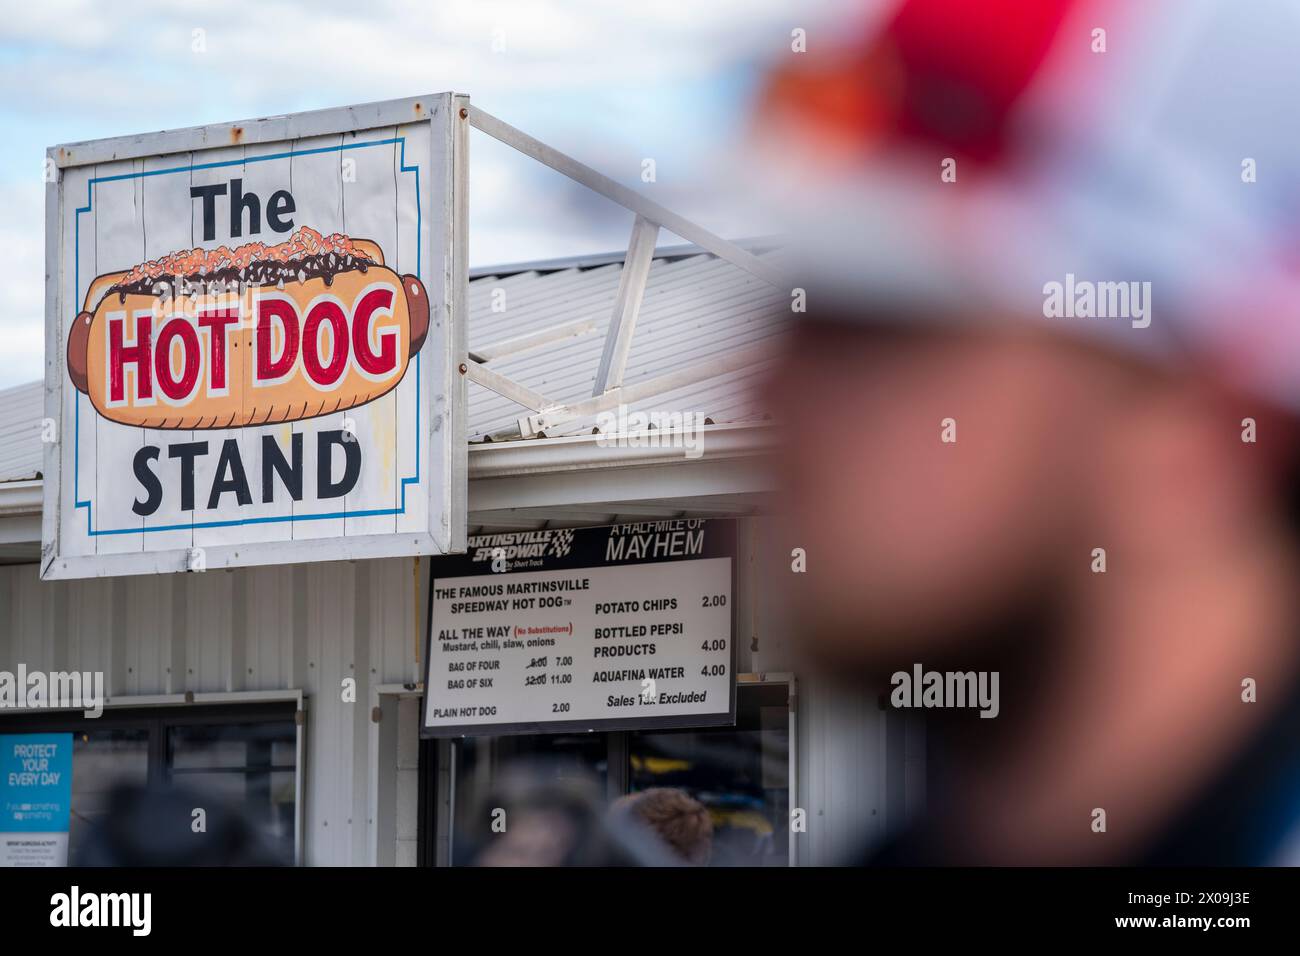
{"left": 0, "top": 95, "right": 922, "bottom": 866}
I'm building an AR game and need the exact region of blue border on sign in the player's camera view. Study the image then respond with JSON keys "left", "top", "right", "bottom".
{"left": 72, "top": 137, "right": 422, "bottom": 535}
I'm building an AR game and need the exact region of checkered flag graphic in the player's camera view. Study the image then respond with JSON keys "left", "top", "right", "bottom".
{"left": 549, "top": 529, "right": 575, "bottom": 557}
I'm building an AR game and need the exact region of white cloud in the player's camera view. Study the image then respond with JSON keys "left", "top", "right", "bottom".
{"left": 3, "top": 0, "right": 854, "bottom": 113}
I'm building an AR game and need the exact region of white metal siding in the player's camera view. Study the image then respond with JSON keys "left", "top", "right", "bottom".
{"left": 788, "top": 676, "right": 887, "bottom": 865}
{"left": 0, "top": 381, "right": 43, "bottom": 484}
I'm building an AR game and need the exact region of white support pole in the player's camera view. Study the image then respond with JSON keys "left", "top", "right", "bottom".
{"left": 593, "top": 215, "right": 658, "bottom": 396}
{"left": 468, "top": 106, "right": 787, "bottom": 289}
{"left": 463, "top": 361, "right": 554, "bottom": 412}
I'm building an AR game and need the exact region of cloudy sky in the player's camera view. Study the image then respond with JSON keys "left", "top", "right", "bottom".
{"left": 0, "top": 0, "right": 862, "bottom": 388}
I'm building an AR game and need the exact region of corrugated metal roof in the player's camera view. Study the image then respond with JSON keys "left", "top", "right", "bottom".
{"left": 0, "top": 247, "right": 785, "bottom": 482}
{"left": 0, "top": 381, "right": 43, "bottom": 483}
{"left": 467, "top": 236, "right": 780, "bottom": 279}
{"left": 468, "top": 249, "right": 786, "bottom": 440}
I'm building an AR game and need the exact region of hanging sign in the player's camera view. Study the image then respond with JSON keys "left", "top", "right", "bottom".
{"left": 42, "top": 94, "right": 467, "bottom": 578}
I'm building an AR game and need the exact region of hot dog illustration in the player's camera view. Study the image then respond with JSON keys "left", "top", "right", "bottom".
{"left": 66, "top": 227, "right": 429, "bottom": 429}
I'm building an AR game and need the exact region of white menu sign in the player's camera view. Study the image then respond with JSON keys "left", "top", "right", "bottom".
{"left": 421, "top": 520, "right": 736, "bottom": 736}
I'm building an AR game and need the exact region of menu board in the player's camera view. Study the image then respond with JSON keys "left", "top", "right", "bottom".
{"left": 421, "top": 520, "right": 736, "bottom": 736}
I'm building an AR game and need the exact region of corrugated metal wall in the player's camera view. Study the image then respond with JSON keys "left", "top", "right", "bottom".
{"left": 740, "top": 517, "right": 922, "bottom": 865}
{"left": 0, "top": 516, "right": 919, "bottom": 866}
{"left": 743, "top": 517, "right": 927, "bottom": 864}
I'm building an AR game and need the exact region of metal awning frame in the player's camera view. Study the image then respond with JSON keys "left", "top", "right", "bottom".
{"left": 463, "top": 106, "right": 787, "bottom": 439}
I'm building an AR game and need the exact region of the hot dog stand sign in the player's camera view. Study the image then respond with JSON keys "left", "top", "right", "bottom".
{"left": 42, "top": 95, "right": 467, "bottom": 579}
{"left": 422, "top": 520, "right": 737, "bottom": 737}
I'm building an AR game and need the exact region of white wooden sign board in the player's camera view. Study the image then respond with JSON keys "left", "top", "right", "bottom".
{"left": 41, "top": 94, "right": 468, "bottom": 579}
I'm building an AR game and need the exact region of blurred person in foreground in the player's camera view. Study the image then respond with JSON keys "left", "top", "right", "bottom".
{"left": 612, "top": 788, "right": 714, "bottom": 865}
{"left": 756, "top": 0, "right": 1300, "bottom": 864}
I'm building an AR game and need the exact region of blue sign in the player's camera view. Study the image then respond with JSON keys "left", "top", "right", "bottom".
{"left": 1, "top": 733, "right": 73, "bottom": 833}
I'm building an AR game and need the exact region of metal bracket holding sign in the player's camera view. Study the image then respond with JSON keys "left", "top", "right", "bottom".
{"left": 41, "top": 94, "right": 469, "bottom": 579}
{"left": 421, "top": 519, "right": 738, "bottom": 737}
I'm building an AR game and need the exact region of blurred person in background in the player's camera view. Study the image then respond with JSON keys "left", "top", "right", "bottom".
{"left": 463, "top": 759, "right": 678, "bottom": 866}
{"left": 757, "top": 0, "right": 1300, "bottom": 864}
{"left": 612, "top": 788, "right": 714, "bottom": 865}
{"left": 75, "top": 784, "right": 286, "bottom": 866}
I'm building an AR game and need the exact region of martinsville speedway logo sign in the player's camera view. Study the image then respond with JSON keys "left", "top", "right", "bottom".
{"left": 42, "top": 95, "right": 467, "bottom": 579}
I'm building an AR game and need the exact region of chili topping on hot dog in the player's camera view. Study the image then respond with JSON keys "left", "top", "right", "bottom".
{"left": 103, "top": 227, "right": 377, "bottom": 304}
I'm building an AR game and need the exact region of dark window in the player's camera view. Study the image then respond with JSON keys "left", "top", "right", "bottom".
{"left": 166, "top": 720, "right": 297, "bottom": 853}
{"left": 0, "top": 703, "right": 298, "bottom": 863}
{"left": 69, "top": 727, "right": 150, "bottom": 850}
{"left": 628, "top": 682, "right": 790, "bottom": 866}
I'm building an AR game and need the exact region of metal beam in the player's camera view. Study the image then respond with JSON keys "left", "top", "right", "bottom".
{"left": 468, "top": 106, "right": 787, "bottom": 289}
{"left": 520, "top": 340, "right": 780, "bottom": 435}
{"left": 472, "top": 316, "right": 598, "bottom": 363}
{"left": 462, "top": 361, "right": 554, "bottom": 412}
{"left": 593, "top": 215, "right": 658, "bottom": 396}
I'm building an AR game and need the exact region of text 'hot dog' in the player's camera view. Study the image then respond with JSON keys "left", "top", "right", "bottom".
{"left": 66, "top": 227, "right": 429, "bottom": 429}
